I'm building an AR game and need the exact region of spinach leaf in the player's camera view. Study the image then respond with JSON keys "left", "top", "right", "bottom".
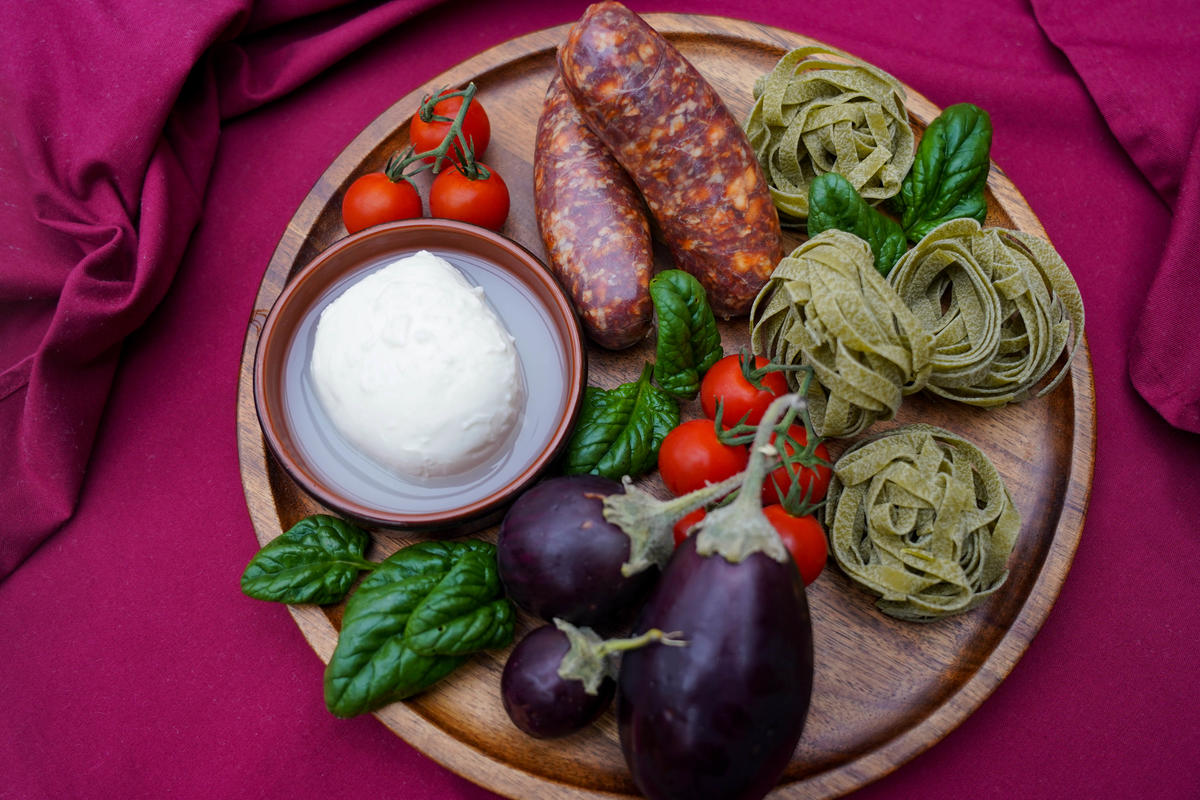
{"left": 889, "top": 103, "right": 993, "bottom": 242}
{"left": 564, "top": 362, "right": 680, "bottom": 481}
{"left": 807, "top": 172, "right": 909, "bottom": 276}
{"left": 323, "top": 540, "right": 512, "bottom": 717}
{"left": 405, "top": 548, "right": 515, "bottom": 656}
{"left": 240, "top": 515, "right": 375, "bottom": 605}
{"left": 650, "top": 270, "right": 723, "bottom": 400}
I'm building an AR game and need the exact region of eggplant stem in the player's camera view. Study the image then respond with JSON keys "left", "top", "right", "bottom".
{"left": 603, "top": 468, "right": 748, "bottom": 578}
{"left": 554, "top": 620, "right": 685, "bottom": 695}
{"left": 694, "top": 393, "right": 808, "bottom": 564}
{"left": 596, "top": 628, "right": 687, "bottom": 656}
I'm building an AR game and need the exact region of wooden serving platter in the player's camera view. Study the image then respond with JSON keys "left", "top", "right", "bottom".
{"left": 236, "top": 13, "right": 1096, "bottom": 800}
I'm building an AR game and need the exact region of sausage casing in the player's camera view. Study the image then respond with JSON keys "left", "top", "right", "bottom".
{"left": 534, "top": 71, "right": 654, "bottom": 350}
{"left": 558, "top": 1, "right": 782, "bottom": 317}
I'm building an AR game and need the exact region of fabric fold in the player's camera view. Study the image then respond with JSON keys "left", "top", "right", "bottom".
{"left": 0, "top": 0, "right": 436, "bottom": 578}
{"left": 1031, "top": 0, "right": 1200, "bottom": 433}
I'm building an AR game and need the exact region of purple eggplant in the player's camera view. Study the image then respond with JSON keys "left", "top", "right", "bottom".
{"left": 501, "top": 622, "right": 615, "bottom": 738}
{"left": 497, "top": 471, "right": 746, "bottom": 632}
{"left": 501, "top": 620, "right": 685, "bottom": 739}
{"left": 617, "top": 394, "right": 816, "bottom": 800}
{"left": 496, "top": 475, "right": 656, "bottom": 630}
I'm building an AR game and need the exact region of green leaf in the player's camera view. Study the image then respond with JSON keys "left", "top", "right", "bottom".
{"left": 889, "top": 103, "right": 993, "bottom": 242}
{"left": 808, "top": 172, "right": 909, "bottom": 276}
{"left": 650, "top": 270, "right": 723, "bottom": 400}
{"left": 322, "top": 541, "right": 511, "bottom": 717}
{"left": 239, "top": 515, "right": 374, "bottom": 605}
{"left": 405, "top": 549, "right": 515, "bottom": 656}
{"left": 564, "top": 363, "right": 680, "bottom": 480}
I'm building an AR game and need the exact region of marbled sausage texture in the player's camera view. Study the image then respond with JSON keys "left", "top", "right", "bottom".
{"left": 534, "top": 71, "right": 654, "bottom": 350}
{"left": 558, "top": 1, "right": 782, "bottom": 318}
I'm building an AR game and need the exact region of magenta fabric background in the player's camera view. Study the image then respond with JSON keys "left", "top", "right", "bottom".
{"left": 2, "top": 1, "right": 1198, "bottom": 798}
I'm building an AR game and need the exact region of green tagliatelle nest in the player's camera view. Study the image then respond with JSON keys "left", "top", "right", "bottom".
{"left": 744, "top": 45, "right": 914, "bottom": 222}
{"left": 825, "top": 424, "right": 1021, "bottom": 622}
{"left": 750, "top": 230, "right": 932, "bottom": 438}
{"left": 888, "top": 218, "right": 1085, "bottom": 406}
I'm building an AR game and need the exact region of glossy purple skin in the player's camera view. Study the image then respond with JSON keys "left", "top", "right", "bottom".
{"left": 496, "top": 474, "right": 658, "bottom": 631}
{"left": 501, "top": 624, "right": 615, "bottom": 739}
{"left": 617, "top": 535, "right": 814, "bottom": 800}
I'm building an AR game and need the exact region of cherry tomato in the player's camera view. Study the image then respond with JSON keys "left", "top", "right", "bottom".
{"left": 762, "top": 505, "right": 827, "bottom": 586}
{"left": 341, "top": 172, "right": 422, "bottom": 234}
{"left": 762, "top": 425, "right": 833, "bottom": 507}
{"left": 429, "top": 164, "right": 510, "bottom": 231}
{"left": 657, "top": 419, "right": 749, "bottom": 497}
{"left": 410, "top": 93, "right": 491, "bottom": 167}
{"left": 672, "top": 508, "right": 706, "bottom": 546}
{"left": 700, "top": 354, "right": 789, "bottom": 428}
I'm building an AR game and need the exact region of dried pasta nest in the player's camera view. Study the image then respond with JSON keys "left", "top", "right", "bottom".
{"left": 825, "top": 424, "right": 1021, "bottom": 622}
{"left": 750, "top": 229, "right": 931, "bottom": 438}
{"left": 888, "top": 218, "right": 1085, "bottom": 406}
{"left": 744, "top": 45, "right": 914, "bottom": 222}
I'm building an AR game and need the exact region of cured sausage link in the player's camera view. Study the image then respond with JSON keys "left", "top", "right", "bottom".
{"left": 533, "top": 72, "right": 654, "bottom": 350}
{"left": 558, "top": 1, "right": 782, "bottom": 318}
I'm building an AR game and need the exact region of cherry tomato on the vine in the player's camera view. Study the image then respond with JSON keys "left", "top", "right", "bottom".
{"left": 762, "top": 424, "right": 833, "bottom": 508}
{"left": 761, "top": 505, "right": 827, "bottom": 586}
{"left": 429, "top": 164, "right": 510, "bottom": 231}
{"left": 341, "top": 172, "right": 422, "bottom": 234}
{"left": 657, "top": 419, "right": 749, "bottom": 497}
{"left": 672, "top": 508, "right": 706, "bottom": 546}
{"left": 410, "top": 93, "right": 491, "bottom": 167}
{"left": 700, "top": 354, "right": 789, "bottom": 428}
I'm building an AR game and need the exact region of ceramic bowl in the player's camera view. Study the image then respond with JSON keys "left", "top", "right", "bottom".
{"left": 253, "top": 219, "right": 586, "bottom": 533}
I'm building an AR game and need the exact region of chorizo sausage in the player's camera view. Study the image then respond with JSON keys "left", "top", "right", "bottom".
{"left": 534, "top": 71, "right": 654, "bottom": 350}
{"left": 558, "top": 1, "right": 782, "bottom": 318}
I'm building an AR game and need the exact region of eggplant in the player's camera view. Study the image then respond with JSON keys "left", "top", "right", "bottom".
{"left": 503, "top": 619, "right": 687, "bottom": 739}
{"left": 497, "top": 470, "right": 747, "bottom": 632}
{"left": 617, "top": 394, "right": 816, "bottom": 800}
{"left": 501, "top": 622, "right": 615, "bottom": 739}
{"left": 496, "top": 475, "right": 656, "bottom": 630}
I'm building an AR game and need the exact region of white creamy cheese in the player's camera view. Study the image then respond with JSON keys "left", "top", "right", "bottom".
{"left": 310, "top": 250, "right": 524, "bottom": 481}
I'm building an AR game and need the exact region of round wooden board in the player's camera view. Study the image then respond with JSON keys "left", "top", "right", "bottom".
{"left": 236, "top": 13, "right": 1096, "bottom": 800}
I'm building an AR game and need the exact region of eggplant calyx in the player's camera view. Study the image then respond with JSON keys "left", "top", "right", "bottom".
{"left": 602, "top": 472, "right": 745, "bottom": 577}
{"left": 695, "top": 393, "right": 806, "bottom": 564}
{"left": 554, "top": 618, "right": 685, "bottom": 695}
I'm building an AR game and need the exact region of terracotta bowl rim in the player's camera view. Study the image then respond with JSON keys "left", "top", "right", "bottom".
{"left": 252, "top": 218, "right": 586, "bottom": 530}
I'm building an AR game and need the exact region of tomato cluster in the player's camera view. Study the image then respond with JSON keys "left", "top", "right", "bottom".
{"left": 341, "top": 88, "right": 509, "bottom": 234}
{"left": 659, "top": 353, "right": 833, "bottom": 586}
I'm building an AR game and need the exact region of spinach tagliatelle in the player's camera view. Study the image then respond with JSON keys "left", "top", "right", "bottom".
{"left": 888, "top": 218, "right": 1085, "bottom": 406}
{"left": 744, "top": 45, "right": 914, "bottom": 223}
{"left": 749, "top": 230, "right": 931, "bottom": 438}
{"left": 825, "top": 425, "right": 1020, "bottom": 622}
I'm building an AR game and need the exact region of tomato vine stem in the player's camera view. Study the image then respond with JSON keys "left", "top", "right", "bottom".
{"left": 712, "top": 364, "right": 831, "bottom": 518}
{"left": 385, "top": 82, "right": 489, "bottom": 183}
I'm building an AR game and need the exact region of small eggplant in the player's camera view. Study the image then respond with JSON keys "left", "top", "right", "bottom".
{"left": 497, "top": 473, "right": 739, "bottom": 631}
{"left": 501, "top": 619, "right": 683, "bottom": 739}
{"left": 617, "top": 394, "right": 816, "bottom": 800}
{"left": 496, "top": 475, "right": 653, "bottom": 630}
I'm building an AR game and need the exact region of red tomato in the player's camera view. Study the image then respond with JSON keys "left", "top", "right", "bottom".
{"left": 410, "top": 93, "right": 491, "bottom": 167}
{"left": 700, "top": 354, "right": 789, "bottom": 427}
{"left": 429, "top": 164, "right": 510, "bottom": 231}
{"left": 657, "top": 419, "right": 749, "bottom": 497}
{"left": 341, "top": 172, "right": 422, "bottom": 234}
{"left": 762, "top": 425, "right": 833, "bottom": 507}
{"left": 672, "top": 508, "right": 706, "bottom": 546}
{"left": 762, "top": 505, "right": 827, "bottom": 586}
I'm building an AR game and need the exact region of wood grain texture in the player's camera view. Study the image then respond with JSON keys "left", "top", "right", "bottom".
{"left": 235, "top": 14, "right": 1096, "bottom": 800}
